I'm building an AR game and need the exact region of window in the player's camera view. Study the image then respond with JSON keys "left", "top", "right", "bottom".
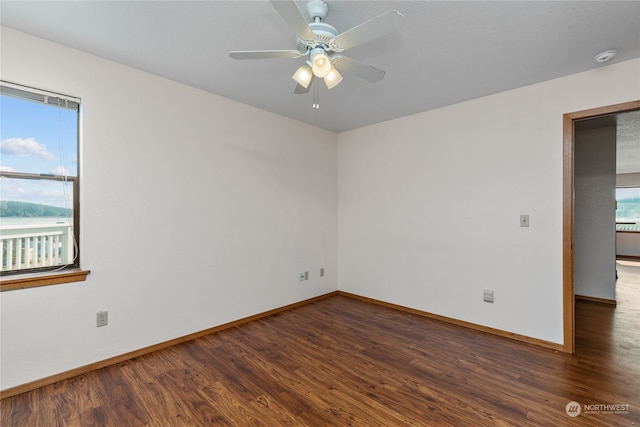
{"left": 616, "top": 187, "right": 640, "bottom": 232}
{"left": 1, "top": 82, "right": 83, "bottom": 282}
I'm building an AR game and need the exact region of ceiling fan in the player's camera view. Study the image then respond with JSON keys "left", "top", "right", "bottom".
{"left": 229, "top": 0, "right": 404, "bottom": 103}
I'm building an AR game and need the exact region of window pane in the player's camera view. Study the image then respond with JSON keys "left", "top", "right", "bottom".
{"left": 0, "top": 178, "right": 74, "bottom": 224}
{"left": 1, "top": 178, "right": 75, "bottom": 272}
{"left": 1, "top": 95, "right": 78, "bottom": 176}
{"left": 616, "top": 187, "right": 640, "bottom": 231}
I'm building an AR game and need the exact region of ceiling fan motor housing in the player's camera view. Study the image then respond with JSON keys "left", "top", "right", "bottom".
{"left": 297, "top": 22, "right": 338, "bottom": 52}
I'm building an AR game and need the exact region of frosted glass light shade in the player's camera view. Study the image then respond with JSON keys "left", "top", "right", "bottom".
{"left": 324, "top": 67, "right": 343, "bottom": 89}
{"left": 311, "top": 52, "right": 332, "bottom": 78}
{"left": 292, "top": 63, "right": 313, "bottom": 88}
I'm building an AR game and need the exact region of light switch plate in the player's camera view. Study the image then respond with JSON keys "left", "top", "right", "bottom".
{"left": 520, "top": 214, "right": 530, "bottom": 227}
{"left": 483, "top": 290, "right": 494, "bottom": 303}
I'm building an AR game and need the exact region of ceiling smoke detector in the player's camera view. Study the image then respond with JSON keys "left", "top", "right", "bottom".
{"left": 594, "top": 49, "right": 617, "bottom": 63}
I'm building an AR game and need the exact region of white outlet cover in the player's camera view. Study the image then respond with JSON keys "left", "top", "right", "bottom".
{"left": 97, "top": 311, "right": 108, "bottom": 327}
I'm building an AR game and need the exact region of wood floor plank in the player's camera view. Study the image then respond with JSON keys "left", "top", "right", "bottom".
{"left": 2, "top": 261, "right": 639, "bottom": 426}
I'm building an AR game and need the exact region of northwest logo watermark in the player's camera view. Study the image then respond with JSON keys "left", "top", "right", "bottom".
{"left": 565, "top": 401, "right": 630, "bottom": 417}
{"left": 565, "top": 401, "right": 581, "bottom": 417}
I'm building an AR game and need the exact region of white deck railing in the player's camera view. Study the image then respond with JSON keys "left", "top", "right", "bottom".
{"left": 1, "top": 224, "right": 74, "bottom": 272}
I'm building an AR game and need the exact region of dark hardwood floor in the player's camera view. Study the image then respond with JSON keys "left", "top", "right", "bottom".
{"left": 2, "top": 262, "right": 639, "bottom": 426}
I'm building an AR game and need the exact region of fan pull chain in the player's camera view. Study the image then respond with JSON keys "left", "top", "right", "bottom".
{"left": 313, "top": 79, "right": 319, "bottom": 109}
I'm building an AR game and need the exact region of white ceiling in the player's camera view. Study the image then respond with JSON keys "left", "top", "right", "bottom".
{"left": 1, "top": 0, "right": 639, "bottom": 171}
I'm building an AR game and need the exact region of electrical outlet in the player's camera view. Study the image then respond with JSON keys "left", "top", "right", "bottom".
{"left": 299, "top": 272, "right": 305, "bottom": 282}
{"left": 483, "top": 290, "right": 494, "bottom": 303}
{"left": 97, "top": 311, "right": 108, "bottom": 327}
{"left": 320, "top": 267, "right": 325, "bottom": 277}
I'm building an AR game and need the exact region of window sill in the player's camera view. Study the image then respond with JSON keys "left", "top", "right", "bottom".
{"left": 0, "top": 269, "right": 90, "bottom": 292}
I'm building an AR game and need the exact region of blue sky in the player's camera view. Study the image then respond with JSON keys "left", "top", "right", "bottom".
{"left": 1, "top": 95, "right": 77, "bottom": 208}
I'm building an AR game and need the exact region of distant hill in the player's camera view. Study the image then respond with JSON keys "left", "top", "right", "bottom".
{"left": 0, "top": 201, "right": 72, "bottom": 217}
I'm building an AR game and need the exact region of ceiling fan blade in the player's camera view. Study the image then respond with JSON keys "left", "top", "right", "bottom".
{"left": 270, "top": 0, "right": 315, "bottom": 42}
{"left": 229, "top": 50, "right": 304, "bottom": 60}
{"left": 333, "top": 56, "right": 385, "bottom": 83}
{"left": 333, "top": 10, "right": 404, "bottom": 50}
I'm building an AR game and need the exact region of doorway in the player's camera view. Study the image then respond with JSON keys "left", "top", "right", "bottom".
{"left": 563, "top": 100, "right": 640, "bottom": 353}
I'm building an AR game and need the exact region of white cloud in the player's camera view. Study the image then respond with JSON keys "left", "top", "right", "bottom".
{"left": 51, "top": 166, "right": 70, "bottom": 176}
{"left": 1, "top": 137, "right": 55, "bottom": 161}
{"left": 0, "top": 166, "right": 16, "bottom": 172}
{"left": 0, "top": 177, "right": 71, "bottom": 207}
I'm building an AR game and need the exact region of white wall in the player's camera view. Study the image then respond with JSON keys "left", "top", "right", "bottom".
{"left": 617, "top": 233, "right": 640, "bottom": 257}
{"left": 574, "top": 127, "right": 617, "bottom": 300}
{"left": 2, "top": 25, "right": 639, "bottom": 391}
{"left": 338, "top": 59, "right": 640, "bottom": 344}
{"left": 0, "top": 27, "right": 338, "bottom": 389}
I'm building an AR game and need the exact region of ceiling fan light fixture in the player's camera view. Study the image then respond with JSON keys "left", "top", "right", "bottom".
{"left": 292, "top": 62, "right": 313, "bottom": 88}
{"left": 324, "top": 67, "right": 343, "bottom": 89}
{"left": 229, "top": 1, "right": 405, "bottom": 108}
{"left": 311, "top": 49, "right": 332, "bottom": 78}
